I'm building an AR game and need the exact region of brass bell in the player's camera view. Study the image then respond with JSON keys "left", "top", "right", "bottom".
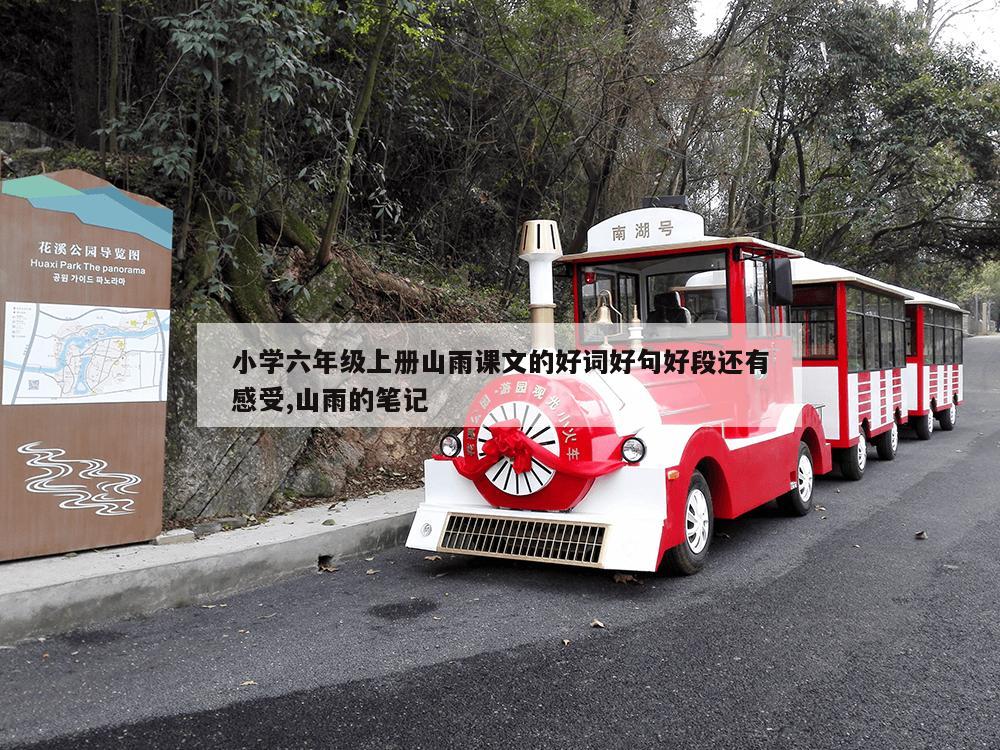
{"left": 593, "top": 301, "right": 614, "bottom": 325}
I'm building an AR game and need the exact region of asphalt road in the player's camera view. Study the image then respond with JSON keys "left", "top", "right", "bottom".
{"left": 3, "top": 337, "right": 1000, "bottom": 750}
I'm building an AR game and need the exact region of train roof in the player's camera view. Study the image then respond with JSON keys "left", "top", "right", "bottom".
{"left": 791, "top": 258, "right": 963, "bottom": 312}
{"left": 561, "top": 207, "right": 804, "bottom": 262}
{"left": 563, "top": 236, "right": 805, "bottom": 263}
{"left": 790, "top": 258, "right": 912, "bottom": 299}
{"left": 882, "top": 283, "right": 964, "bottom": 312}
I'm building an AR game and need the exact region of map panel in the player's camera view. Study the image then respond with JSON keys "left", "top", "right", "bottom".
{"left": 2, "top": 301, "right": 170, "bottom": 405}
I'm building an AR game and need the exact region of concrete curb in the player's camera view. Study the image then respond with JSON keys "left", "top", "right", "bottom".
{"left": 0, "top": 489, "right": 421, "bottom": 644}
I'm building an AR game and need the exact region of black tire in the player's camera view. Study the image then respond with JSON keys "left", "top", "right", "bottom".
{"left": 839, "top": 431, "right": 867, "bottom": 481}
{"left": 664, "top": 471, "right": 713, "bottom": 576}
{"left": 778, "top": 442, "right": 815, "bottom": 516}
{"left": 875, "top": 421, "right": 899, "bottom": 461}
{"left": 913, "top": 410, "right": 934, "bottom": 440}
{"left": 937, "top": 402, "right": 957, "bottom": 431}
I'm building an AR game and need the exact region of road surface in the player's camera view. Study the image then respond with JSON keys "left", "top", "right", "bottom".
{"left": 3, "top": 337, "right": 999, "bottom": 749}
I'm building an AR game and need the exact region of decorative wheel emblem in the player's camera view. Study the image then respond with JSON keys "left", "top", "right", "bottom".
{"left": 477, "top": 401, "right": 560, "bottom": 496}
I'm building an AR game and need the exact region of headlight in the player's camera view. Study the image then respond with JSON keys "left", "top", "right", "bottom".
{"left": 440, "top": 434, "right": 461, "bottom": 458}
{"left": 621, "top": 437, "right": 645, "bottom": 463}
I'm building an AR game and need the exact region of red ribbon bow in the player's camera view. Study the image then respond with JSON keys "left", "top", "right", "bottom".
{"left": 481, "top": 420, "right": 536, "bottom": 474}
{"left": 442, "top": 420, "right": 630, "bottom": 481}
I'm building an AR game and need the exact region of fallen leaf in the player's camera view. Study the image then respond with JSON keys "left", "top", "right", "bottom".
{"left": 424, "top": 555, "right": 442, "bottom": 561}
{"left": 816, "top": 506, "right": 827, "bottom": 511}
{"left": 613, "top": 573, "right": 642, "bottom": 585}
{"left": 590, "top": 618, "right": 605, "bottom": 629}
{"left": 366, "top": 568, "right": 379, "bottom": 575}
{"left": 240, "top": 680, "right": 257, "bottom": 687}
{"left": 322, "top": 519, "right": 336, "bottom": 526}
{"left": 364, "top": 556, "right": 375, "bottom": 562}
{"left": 318, "top": 562, "right": 339, "bottom": 573}
{"left": 915, "top": 530, "right": 929, "bottom": 540}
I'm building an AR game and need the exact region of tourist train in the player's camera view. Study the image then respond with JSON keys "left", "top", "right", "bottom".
{"left": 406, "top": 206, "right": 964, "bottom": 573}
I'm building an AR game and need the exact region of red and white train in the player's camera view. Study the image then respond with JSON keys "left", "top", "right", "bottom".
{"left": 790, "top": 259, "right": 911, "bottom": 479}
{"left": 406, "top": 208, "right": 965, "bottom": 573}
{"left": 789, "top": 262, "right": 965, "bottom": 478}
{"left": 896, "top": 289, "right": 964, "bottom": 439}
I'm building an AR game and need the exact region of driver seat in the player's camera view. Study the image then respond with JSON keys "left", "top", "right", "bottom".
{"left": 649, "top": 291, "right": 692, "bottom": 324}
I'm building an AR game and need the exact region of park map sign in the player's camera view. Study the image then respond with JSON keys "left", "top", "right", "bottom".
{"left": 0, "top": 170, "right": 172, "bottom": 561}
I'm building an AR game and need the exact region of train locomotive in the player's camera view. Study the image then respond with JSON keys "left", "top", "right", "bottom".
{"left": 406, "top": 207, "right": 836, "bottom": 574}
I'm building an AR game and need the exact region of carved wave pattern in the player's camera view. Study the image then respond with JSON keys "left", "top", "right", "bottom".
{"left": 17, "top": 442, "right": 141, "bottom": 516}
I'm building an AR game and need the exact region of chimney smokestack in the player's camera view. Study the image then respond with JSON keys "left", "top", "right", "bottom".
{"left": 518, "top": 219, "right": 562, "bottom": 350}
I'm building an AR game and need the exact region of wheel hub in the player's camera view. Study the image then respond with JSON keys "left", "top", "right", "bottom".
{"left": 685, "top": 489, "right": 710, "bottom": 554}
{"left": 797, "top": 453, "right": 814, "bottom": 503}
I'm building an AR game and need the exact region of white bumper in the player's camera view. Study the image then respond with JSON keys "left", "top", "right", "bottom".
{"left": 406, "top": 459, "right": 668, "bottom": 571}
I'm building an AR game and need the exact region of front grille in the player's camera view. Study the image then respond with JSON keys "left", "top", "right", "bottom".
{"left": 440, "top": 514, "right": 606, "bottom": 566}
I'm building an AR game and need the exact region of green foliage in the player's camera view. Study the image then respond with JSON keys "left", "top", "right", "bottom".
{"left": 4, "top": 0, "right": 1000, "bottom": 317}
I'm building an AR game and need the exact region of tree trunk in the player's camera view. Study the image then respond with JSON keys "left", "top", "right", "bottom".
{"left": 70, "top": 0, "right": 101, "bottom": 149}
{"left": 789, "top": 129, "right": 807, "bottom": 248}
{"left": 726, "top": 25, "right": 771, "bottom": 233}
{"left": 564, "top": 0, "right": 640, "bottom": 255}
{"left": 318, "top": 7, "right": 394, "bottom": 267}
{"left": 107, "top": 0, "right": 122, "bottom": 156}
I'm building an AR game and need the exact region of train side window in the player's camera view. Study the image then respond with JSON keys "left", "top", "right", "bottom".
{"left": 743, "top": 258, "right": 772, "bottom": 336}
{"left": 617, "top": 273, "right": 639, "bottom": 320}
{"left": 948, "top": 311, "right": 963, "bottom": 365}
{"left": 895, "top": 318, "right": 905, "bottom": 366}
{"left": 848, "top": 314, "right": 864, "bottom": 371}
{"left": 891, "top": 297, "right": 905, "bottom": 368}
{"left": 933, "top": 315, "right": 945, "bottom": 364}
{"left": 790, "top": 285, "right": 836, "bottom": 359}
{"left": 923, "top": 309, "right": 934, "bottom": 362}
{"left": 879, "top": 295, "right": 894, "bottom": 369}
{"left": 864, "top": 313, "right": 880, "bottom": 370}
{"left": 905, "top": 307, "right": 916, "bottom": 357}
{"left": 846, "top": 286, "right": 864, "bottom": 372}
{"left": 581, "top": 272, "right": 615, "bottom": 314}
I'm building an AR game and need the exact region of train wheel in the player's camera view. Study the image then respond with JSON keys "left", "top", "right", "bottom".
{"left": 839, "top": 432, "right": 867, "bottom": 481}
{"left": 938, "top": 403, "right": 957, "bottom": 431}
{"left": 778, "top": 442, "right": 814, "bottom": 516}
{"left": 664, "top": 471, "right": 713, "bottom": 576}
{"left": 914, "top": 411, "right": 934, "bottom": 440}
{"left": 875, "top": 421, "right": 899, "bottom": 461}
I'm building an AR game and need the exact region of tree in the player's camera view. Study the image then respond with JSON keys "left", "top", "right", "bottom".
{"left": 119, "top": 0, "right": 342, "bottom": 319}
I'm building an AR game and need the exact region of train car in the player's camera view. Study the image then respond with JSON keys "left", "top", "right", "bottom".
{"left": 407, "top": 207, "right": 833, "bottom": 574}
{"left": 896, "top": 290, "right": 965, "bottom": 439}
{"left": 789, "top": 258, "right": 912, "bottom": 480}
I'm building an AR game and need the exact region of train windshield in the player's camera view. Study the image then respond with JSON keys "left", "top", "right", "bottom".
{"left": 577, "top": 251, "right": 728, "bottom": 342}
